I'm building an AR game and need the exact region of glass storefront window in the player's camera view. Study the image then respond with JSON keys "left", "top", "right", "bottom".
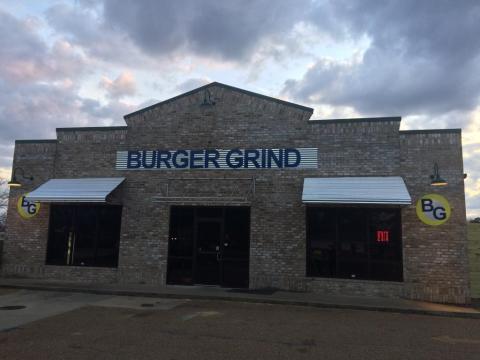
{"left": 307, "top": 207, "right": 402, "bottom": 281}
{"left": 46, "top": 205, "right": 122, "bottom": 267}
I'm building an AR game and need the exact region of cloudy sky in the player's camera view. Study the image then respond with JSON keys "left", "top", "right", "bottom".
{"left": 0, "top": 0, "right": 479, "bottom": 216}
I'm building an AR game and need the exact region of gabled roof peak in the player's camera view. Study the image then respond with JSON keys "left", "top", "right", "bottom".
{"left": 123, "top": 81, "right": 313, "bottom": 119}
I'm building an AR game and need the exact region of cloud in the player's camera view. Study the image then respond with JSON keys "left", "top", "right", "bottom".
{"left": 44, "top": 3, "right": 153, "bottom": 68}
{"left": 0, "top": 167, "right": 10, "bottom": 181}
{"left": 322, "top": 0, "right": 480, "bottom": 63}
{"left": 46, "top": 0, "right": 311, "bottom": 63}
{"left": 0, "top": 81, "right": 131, "bottom": 141}
{"left": 99, "top": 71, "right": 137, "bottom": 99}
{"left": 279, "top": 1, "right": 480, "bottom": 217}
{"left": 0, "top": 10, "right": 88, "bottom": 83}
{"left": 462, "top": 108, "right": 480, "bottom": 217}
{"left": 0, "top": 142, "right": 14, "bottom": 175}
{"left": 102, "top": 0, "right": 310, "bottom": 61}
{"left": 1, "top": 1, "right": 480, "bottom": 217}
{"left": 0, "top": 9, "right": 134, "bottom": 173}
{"left": 283, "top": 1, "right": 480, "bottom": 117}
{"left": 175, "top": 78, "right": 211, "bottom": 93}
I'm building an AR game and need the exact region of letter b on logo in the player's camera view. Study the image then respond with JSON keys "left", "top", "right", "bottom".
{"left": 421, "top": 199, "right": 434, "bottom": 212}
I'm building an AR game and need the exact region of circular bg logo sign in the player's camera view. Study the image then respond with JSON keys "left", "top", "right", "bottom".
{"left": 16, "top": 194, "right": 41, "bottom": 219}
{"left": 416, "top": 194, "right": 451, "bottom": 226}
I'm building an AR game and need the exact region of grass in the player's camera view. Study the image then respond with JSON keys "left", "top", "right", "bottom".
{"left": 468, "top": 223, "right": 480, "bottom": 299}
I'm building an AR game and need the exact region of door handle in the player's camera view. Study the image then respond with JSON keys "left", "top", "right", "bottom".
{"left": 71, "top": 232, "right": 76, "bottom": 264}
{"left": 66, "top": 232, "right": 72, "bottom": 265}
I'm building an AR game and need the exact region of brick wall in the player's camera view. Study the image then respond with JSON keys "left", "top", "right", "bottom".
{"left": 400, "top": 130, "right": 469, "bottom": 303}
{"left": 1, "top": 84, "right": 469, "bottom": 303}
{"left": 2, "top": 141, "right": 56, "bottom": 277}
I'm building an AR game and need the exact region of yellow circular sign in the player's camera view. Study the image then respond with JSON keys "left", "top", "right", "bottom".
{"left": 16, "top": 194, "right": 41, "bottom": 219}
{"left": 416, "top": 194, "right": 451, "bottom": 226}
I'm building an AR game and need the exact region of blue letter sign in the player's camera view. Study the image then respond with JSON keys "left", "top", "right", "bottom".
{"left": 116, "top": 148, "right": 317, "bottom": 170}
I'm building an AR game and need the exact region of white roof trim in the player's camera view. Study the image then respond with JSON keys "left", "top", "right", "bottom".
{"left": 302, "top": 177, "right": 411, "bottom": 205}
{"left": 26, "top": 178, "right": 125, "bottom": 203}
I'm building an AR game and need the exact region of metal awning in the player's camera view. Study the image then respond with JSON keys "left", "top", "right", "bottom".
{"left": 26, "top": 178, "right": 125, "bottom": 203}
{"left": 302, "top": 177, "right": 411, "bottom": 205}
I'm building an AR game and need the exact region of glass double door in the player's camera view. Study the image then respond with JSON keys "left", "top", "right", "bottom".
{"left": 167, "top": 207, "right": 250, "bottom": 288}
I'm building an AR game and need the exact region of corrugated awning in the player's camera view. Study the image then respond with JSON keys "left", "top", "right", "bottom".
{"left": 302, "top": 177, "right": 411, "bottom": 205}
{"left": 26, "top": 178, "right": 125, "bottom": 203}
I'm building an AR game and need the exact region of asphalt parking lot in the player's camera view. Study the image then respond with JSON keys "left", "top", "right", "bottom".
{"left": 1, "top": 289, "right": 480, "bottom": 360}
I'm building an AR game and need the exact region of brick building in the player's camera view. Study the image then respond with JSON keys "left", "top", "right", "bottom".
{"left": 2, "top": 82, "right": 469, "bottom": 303}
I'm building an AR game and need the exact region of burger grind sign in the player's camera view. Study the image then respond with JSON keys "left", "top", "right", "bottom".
{"left": 116, "top": 148, "right": 318, "bottom": 170}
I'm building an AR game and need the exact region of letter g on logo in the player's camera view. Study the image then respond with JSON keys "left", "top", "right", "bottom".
{"left": 416, "top": 194, "right": 451, "bottom": 226}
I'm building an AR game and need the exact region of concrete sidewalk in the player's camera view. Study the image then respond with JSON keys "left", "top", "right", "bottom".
{"left": 1, "top": 277, "right": 479, "bottom": 319}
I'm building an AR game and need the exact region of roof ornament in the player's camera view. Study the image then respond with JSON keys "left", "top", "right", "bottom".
{"left": 200, "top": 88, "right": 216, "bottom": 106}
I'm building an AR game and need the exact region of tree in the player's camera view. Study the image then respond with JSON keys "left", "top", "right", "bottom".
{"left": 0, "top": 179, "right": 8, "bottom": 232}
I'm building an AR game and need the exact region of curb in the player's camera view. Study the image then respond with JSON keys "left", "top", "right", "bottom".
{"left": 1, "top": 283, "right": 480, "bottom": 320}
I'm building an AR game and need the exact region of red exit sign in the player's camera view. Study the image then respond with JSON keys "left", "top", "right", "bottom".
{"left": 376, "top": 230, "right": 390, "bottom": 243}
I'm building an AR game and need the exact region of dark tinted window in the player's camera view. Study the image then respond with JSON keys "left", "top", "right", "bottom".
{"left": 46, "top": 206, "right": 74, "bottom": 265}
{"left": 224, "top": 207, "right": 250, "bottom": 259}
{"left": 337, "top": 208, "right": 368, "bottom": 279}
{"left": 369, "top": 209, "right": 402, "bottom": 281}
{"left": 169, "top": 207, "right": 194, "bottom": 257}
{"left": 97, "top": 206, "right": 122, "bottom": 267}
{"left": 167, "top": 207, "right": 194, "bottom": 285}
{"left": 46, "top": 205, "right": 122, "bottom": 268}
{"left": 307, "top": 207, "right": 402, "bottom": 281}
{"left": 307, "top": 209, "right": 336, "bottom": 277}
{"left": 73, "top": 206, "right": 98, "bottom": 266}
{"left": 222, "top": 207, "right": 250, "bottom": 288}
